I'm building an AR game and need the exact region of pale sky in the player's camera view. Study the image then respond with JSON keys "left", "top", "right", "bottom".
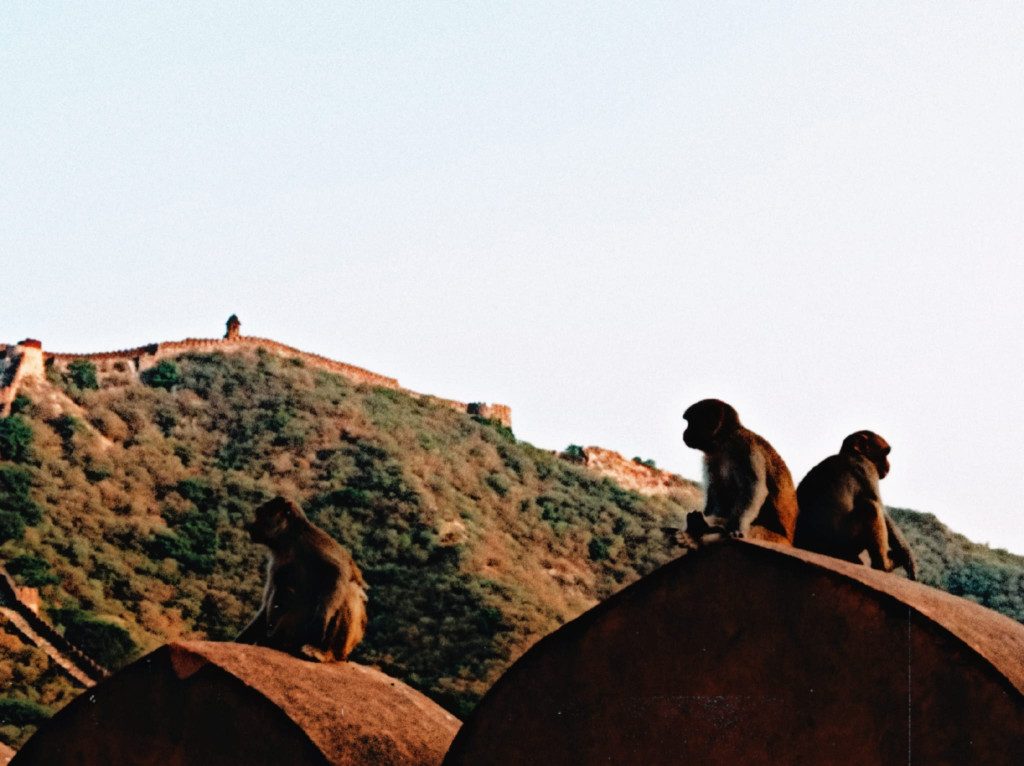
{"left": 2, "top": 2, "right": 1022, "bottom": 553}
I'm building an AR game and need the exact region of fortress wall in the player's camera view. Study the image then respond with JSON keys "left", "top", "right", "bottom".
{"left": 0, "top": 350, "right": 18, "bottom": 416}
{"left": 466, "top": 403, "right": 512, "bottom": 428}
{"left": 47, "top": 345, "right": 160, "bottom": 363}
{"left": 0, "top": 567, "right": 108, "bottom": 685}
{"left": 23, "top": 331, "right": 511, "bottom": 428}
{"left": 0, "top": 345, "right": 44, "bottom": 416}
{"left": 46, "top": 337, "right": 402, "bottom": 389}
{"left": 226, "top": 337, "right": 402, "bottom": 389}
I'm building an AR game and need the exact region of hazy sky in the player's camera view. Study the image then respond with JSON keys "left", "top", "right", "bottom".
{"left": 2, "top": 3, "right": 1022, "bottom": 552}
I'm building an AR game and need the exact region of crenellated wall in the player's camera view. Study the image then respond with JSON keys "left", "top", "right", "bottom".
{"left": 0, "top": 566, "right": 108, "bottom": 687}
{"left": 3, "top": 324, "right": 512, "bottom": 426}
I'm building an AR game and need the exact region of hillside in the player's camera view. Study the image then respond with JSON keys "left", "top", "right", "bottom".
{"left": 0, "top": 342, "right": 1021, "bottom": 749}
{"left": 0, "top": 345, "right": 702, "bottom": 746}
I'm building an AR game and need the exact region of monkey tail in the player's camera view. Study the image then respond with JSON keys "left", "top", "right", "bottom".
{"left": 336, "top": 586, "right": 368, "bottom": 661}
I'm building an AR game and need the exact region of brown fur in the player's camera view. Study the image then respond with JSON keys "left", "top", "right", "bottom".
{"left": 682, "top": 399, "right": 799, "bottom": 546}
{"left": 236, "top": 497, "right": 368, "bottom": 661}
{"left": 795, "top": 431, "right": 916, "bottom": 579}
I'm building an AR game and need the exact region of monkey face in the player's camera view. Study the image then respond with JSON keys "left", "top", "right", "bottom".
{"left": 840, "top": 431, "right": 891, "bottom": 479}
{"left": 246, "top": 496, "right": 299, "bottom": 545}
{"left": 683, "top": 399, "right": 740, "bottom": 451}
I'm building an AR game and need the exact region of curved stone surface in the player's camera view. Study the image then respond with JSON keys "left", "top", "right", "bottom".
{"left": 444, "top": 540, "right": 1024, "bottom": 765}
{"left": 13, "top": 641, "right": 459, "bottom": 766}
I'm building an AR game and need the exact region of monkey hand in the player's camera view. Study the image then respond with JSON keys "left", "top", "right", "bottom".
{"left": 685, "top": 511, "right": 712, "bottom": 536}
{"left": 299, "top": 644, "right": 332, "bottom": 663}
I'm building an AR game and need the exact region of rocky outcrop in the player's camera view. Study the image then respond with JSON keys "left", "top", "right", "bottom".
{"left": 581, "top": 447, "right": 701, "bottom": 504}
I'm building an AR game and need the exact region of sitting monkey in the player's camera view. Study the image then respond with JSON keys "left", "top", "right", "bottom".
{"left": 682, "top": 399, "right": 799, "bottom": 546}
{"left": 236, "top": 496, "right": 368, "bottom": 661}
{"left": 795, "top": 431, "right": 916, "bottom": 579}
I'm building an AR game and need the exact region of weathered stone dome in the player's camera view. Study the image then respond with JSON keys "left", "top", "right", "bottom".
{"left": 445, "top": 540, "right": 1024, "bottom": 765}
{"left": 13, "top": 641, "right": 459, "bottom": 766}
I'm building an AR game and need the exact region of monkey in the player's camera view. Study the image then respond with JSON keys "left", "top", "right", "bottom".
{"left": 236, "top": 496, "right": 368, "bottom": 662}
{"left": 794, "top": 431, "right": 917, "bottom": 580}
{"left": 682, "top": 399, "right": 799, "bottom": 546}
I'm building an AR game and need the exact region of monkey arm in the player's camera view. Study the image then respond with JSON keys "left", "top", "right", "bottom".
{"left": 852, "top": 496, "right": 893, "bottom": 572}
{"left": 235, "top": 606, "right": 268, "bottom": 644}
{"left": 309, "top": 562, "right": 350, "bottom": 645}
{"left": 884, "top": 512, "right": 918, "bottom": 580}
{"left": 728, "top": 451, "right": 768, "bottom": 537}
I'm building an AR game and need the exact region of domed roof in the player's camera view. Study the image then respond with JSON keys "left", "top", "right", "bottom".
{"left": 14, "top": 641, "right": 459, "bottom": 766}
{"left": 445, "top": 540, "right": 1024, "bottom": 765}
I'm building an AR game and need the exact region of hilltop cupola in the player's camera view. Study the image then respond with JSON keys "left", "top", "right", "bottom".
{"left": 225, "top": 315, "right": 241, "bottom": 340}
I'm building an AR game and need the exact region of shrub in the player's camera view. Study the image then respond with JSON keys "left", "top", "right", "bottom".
{"left": 0, "top": 465, "right": 42, "bottom": 525}
{"left": 145, "top": 360, "right": 181, "bottom": 390}
{"left": 0, "top": 512, "right": 25, "bottom": 543}
{"left": 632, "top": 456, "right": 656, "bottom": 469}
{"left": 0, "top": 416, "right": 32, "bottom": 462}
{"left": 148, "top": 509, "right": 219, "bottom": 574}
{"left": 50, "top": 414, "right": 83, "bottom": 442}
{"left": 588, "top": 537, "right": 611, "bottom": 561}
{"left": 0, "top": 464, "right": 33, "bottom": 499}
{"left": 9, "top": 395, "right": 32, "bottom": 416}
{"left": 49, "top": 608, "right": 137, "bottom": 668}
{"left": 0, "top": 698, "right": 50, "bottom": 727}
{"left": 67, "top": 359, "right": 99, "bottom": 390}
{"left": 472, "top": 416, "right": 515, "bottom": 442}
{"left": 485, "top": 473, "right": 510, "bottom": 497}
{"left": 561, "top": 444, "right": 586, "bottom": 463}
{"left": 6, "top": 555, "right": 59, "bottom": 587}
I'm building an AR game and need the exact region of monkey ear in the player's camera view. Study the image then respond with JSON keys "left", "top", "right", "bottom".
{"left": 279, "top": 498, "right": 307, "bottom": 519}
{"left": 841, "top": 432, "right": 870, "bottom": 456}
{"left": 274, "top": 497, "right": 299, "bottom": 517}
{"left": 842, "top": 431, "right": 888, "bottom": 461}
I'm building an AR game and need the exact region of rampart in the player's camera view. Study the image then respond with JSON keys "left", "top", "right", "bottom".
{"left": 0, "top": 566, "right": 108, "bottom": 687}
{"left": 47, "top": 337, "right": 402, "bottom": 389}
{"left": 1, "top": 320, "right": 512, "bottom": 426}
{"left": 0, "top": 343, "right": 44, "bottom": 417}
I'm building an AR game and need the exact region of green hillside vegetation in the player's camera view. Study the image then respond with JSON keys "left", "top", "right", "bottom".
{"left": 0, "top": 348, "right": 1021, "bottom": 748}
{"left": 0, "top": 628, "right": 78, "bottom": 747}
{"left": 890, "top": 508, "right": 1024, "bottom": 622}
{"left": 0, "top": 349, "right": 698, "bottom": 744}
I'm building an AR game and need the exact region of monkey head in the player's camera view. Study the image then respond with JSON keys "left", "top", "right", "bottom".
{"left": 840, "top": 431, "right": 891, "bottom": 479}
{"left": 246, "top": 496, "right": 305, "bottom": 546}
{"left": 682, "top": 399, "right": 741, "bottom": 452}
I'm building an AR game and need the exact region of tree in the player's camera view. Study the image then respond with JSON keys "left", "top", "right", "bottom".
{"left": 0, "top": 512, "right": 25, "bottom": 543}
{"left": 0, "top": 416, "right": 32, "bottom": 462}
{"left": 0, "top": 698, "right": 51, "bottom": 727}
{"left": 0, "top": 465, "right": 41, "bottom": 525}
{"left": 145, "top": 360, "right": 181, "bottom": 390}
{"left": 561, "top": 444, "right": 586, "bottom": 463}
{"left": 67, "top": 359, "right": 98, "bottom": 390}
{"left": 49, "top": 609, "right": 137, "bottom": 668}
{"left": 6, "top": 555, "right": 59, "bottom": 587}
